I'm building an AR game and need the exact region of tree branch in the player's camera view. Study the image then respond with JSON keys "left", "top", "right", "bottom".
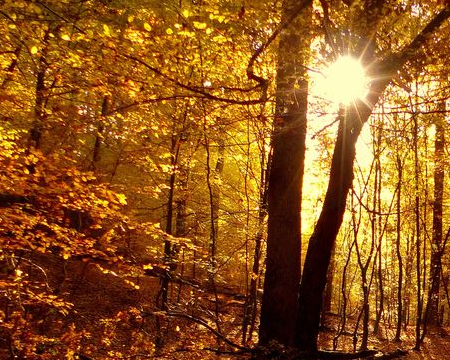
{"left": 146, "top": 310, "right": 253, "bottom": 353}
{"left": 123, "top": 54, "right": 267, "bottom": 105}
{"left": 383, "top": 5, "right": 450, "bottom": 75}
{"left": 246, "top": 0, "right": 313, "bottom": 102}
{"left": 35, "top": 0, "right": 86, "bottom": 34}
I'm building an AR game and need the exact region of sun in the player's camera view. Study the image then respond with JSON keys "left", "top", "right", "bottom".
{"left": 320, "top": 55, "right": 369, "bottom": 104}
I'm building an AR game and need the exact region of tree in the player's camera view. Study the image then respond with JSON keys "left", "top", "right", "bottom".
{"left": 294, "top": 3, "right": 450, "bottom": 354}
{"left": 428, "top": 95, "right": 446, "bottom": 326}
{"left": 259, "top": 0, "right": 311, "bottom": 347}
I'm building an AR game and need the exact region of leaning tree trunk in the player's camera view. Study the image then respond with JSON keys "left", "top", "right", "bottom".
{"left": 258, "top": 0, "right": 311, "bottom": 347}
{"left": 294, "top": 6, "right": 450, "bottom": 352}
{"left": 295, "top": 103, "right": 371, "bottom": 352}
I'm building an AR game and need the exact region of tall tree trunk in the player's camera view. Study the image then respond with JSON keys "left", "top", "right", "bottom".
{"left": 259, "top": 0, "right": 310, "bottom": 347}
{"left": 295, "top": 4, "right": 450, "bottom": 344}
{"left": 403, "top": 234, "right": 413, "bottom": 328}
{"left": 205, "top": 133, "right": 225, "bottom": 336}
{"left": 333, "top": 230, "right": 355, "bottom": 350}
{"left": 394, "top": 156, "right": 403, "bottom": 341}
{"left": 205, "top": 133, "right": 225, "bottom": 288}
{"left": 428, "top": 101, "right": 445, "bottom": 326}
{"left": 159, "top": 134, "right": 183, "bottom": 311}
{"left": 373, "top": 126, "right": 384, "bottom": 335}
{"left": 295, "top": 101, "right": 372, "bottom": 352}
{"left": 413, "top": 103, "right": 424, "bottom": 350}
{"left": 29, "top": 29, "right": 51, "bottom": 150}
{"left": 175, "top": 180, "right": 187, "bottom": 303}
{"left": 260, "top": 2, "right": 450, "bottom": 354}
{"left": 243, "top": 144, "right": 269, "bottom": 345}
{"left": 353, "top": 177, "right": 376, "bottom": 352}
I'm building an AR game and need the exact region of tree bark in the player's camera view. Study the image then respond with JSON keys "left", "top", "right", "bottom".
{"left": 90, "top": 95, "right": 111, "bottom": 171}
{"left": 428, "top": 100, "right": 445, "bottom": 326}
{"left": 259, "top": 0, "right": 310, "bottom": 347}
{"left": 29, "top": 29, "right": 51, "bottom": 150}
{"left": 394, "top": 156, "right": 403, "bottom": 341}
{"left": 295, "top": 103, "right": 371, "bottom": 352}
{"left": 243, "top": 150, "right": 269, "bottom": 344}
{"left": 412, "top": 99, "right": 423, "bottom": 350}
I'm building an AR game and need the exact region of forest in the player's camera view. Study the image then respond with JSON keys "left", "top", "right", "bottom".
{"left": 1, "top": 0, "right": 450, "bottom": 359}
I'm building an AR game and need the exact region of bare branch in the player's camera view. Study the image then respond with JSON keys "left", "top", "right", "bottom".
{"left": 35, "top": 0, "right": 86, "bottom": 34}
{"left": 123, "top": 54, "right": 267, "bottom": 105}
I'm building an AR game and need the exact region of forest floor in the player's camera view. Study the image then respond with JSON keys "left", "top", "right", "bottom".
{"left": 2, "top": 253, "right": 450, "bottom": 359}
{"left": 319, "top": 316, "right": 450, "bottom": 360}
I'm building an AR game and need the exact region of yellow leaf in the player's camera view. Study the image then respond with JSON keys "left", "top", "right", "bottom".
{"left": 116, "top": 193, "right": 127, "bottom": 205}
{"left": 63, "top": 253, "right": 70, "bottom": 260}
{"left": 61, "top": 34, "right": 71, "bottom": 41}
{"left": 193, "top": 21, "right": 207, "bottom": 29}
{"left": 103, "top": 24, "right": 111, "bottom": 37}
{"left": 30, "top": 46, "right": 38, "bottom": 54}
{"left": 212, "top": 35, "right": 227, "bottom": 43}
{"left": 182, "top": 9, "right": 189, "bottom": 18}
{"left": 128, "top": 15, "right": 134, "bottom": 23}
{"left": 144, "top": 22, "right": 151, "bottom": 31}
{"left": 165, "top": 28, "right": 173, "bottom": 35}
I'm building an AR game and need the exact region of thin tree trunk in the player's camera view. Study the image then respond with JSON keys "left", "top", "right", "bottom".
{"left": 413, "top": 104, "right": 423, "bottom": 350}
{"left": 428, "top": 101, "right": 445, "bottom": 326}
{"left": 159, "top": 134, "right": 182, "bottom": 311}
{"left": 349, "top": 185, "right": 375, "bottom": 352}
{"left": 373, "top": 125, "right": 384, "bottom": 335}
{"left": 403, "top": 235, "right": 413, "bottom": 328}
{"left": 205, "top": 132, "right": 225, "bottom": 337}
{"left": 206, "top": 136, "right": 225, "bottom": 284}
{"left": 29, "top": 30, "right": 51, "bottom": 150}
{"left": 90, "top": 95, "right": 111, "bottom": 170}
{"left": 243, "top": 148, "right": 269, "bottom": 344}
{"left": 175, "top": 166, "right": 189, "bottom": 302}
{"left": 333, "top": 231, "right": 355, "bottom": 350}
{"left": 394, "top": 156, "right": 403, "bottom": 341}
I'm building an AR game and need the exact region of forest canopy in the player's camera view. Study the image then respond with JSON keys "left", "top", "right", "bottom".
{"left": 1, "top": 1, "right": 450, "bottom": 359}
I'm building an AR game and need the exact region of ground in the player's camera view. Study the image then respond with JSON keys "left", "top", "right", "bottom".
{"left": 1, "top": 253, "right": 449, "bottom": 359}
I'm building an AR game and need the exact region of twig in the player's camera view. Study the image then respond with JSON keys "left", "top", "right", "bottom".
{"left": 35, "top": 1, "right": 86, "bottom": 34}
{"left": 145, "top": 310, "right": 253, "bottom": 353}
{"left": 123, "top": 54, "right": 266, "bottom": 105}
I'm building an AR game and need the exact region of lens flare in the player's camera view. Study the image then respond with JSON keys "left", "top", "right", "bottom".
{"left": 322, "top": 55, "right": 369, "bottom": 104}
